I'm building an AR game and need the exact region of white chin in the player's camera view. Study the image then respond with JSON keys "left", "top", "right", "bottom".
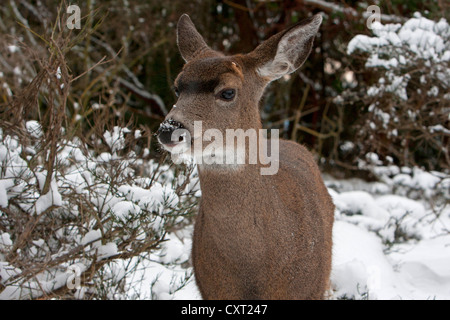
{"left": 161, "top": 141, "right": 188, "bottom": 153}
{"left": 163, "top": 142, "right": 194, "bottom": 165}
{"left": 171, "top": 152, "right": 194, "bottom": 165}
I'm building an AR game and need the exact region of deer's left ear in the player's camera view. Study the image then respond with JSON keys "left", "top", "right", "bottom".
{"left": 248, "top": 14, "right": 322, "bottom": 81}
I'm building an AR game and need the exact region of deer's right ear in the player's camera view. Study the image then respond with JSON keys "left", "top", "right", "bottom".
{"left": 177, "top": 14, "right": 209, "bottom": 62}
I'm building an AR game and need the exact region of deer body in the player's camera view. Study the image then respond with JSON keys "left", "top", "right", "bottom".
{"left": 194, "top": 140, "right": 333, "bottom": 299}
{"left": 157, "top": 14, "right": 334, "bottom": 300}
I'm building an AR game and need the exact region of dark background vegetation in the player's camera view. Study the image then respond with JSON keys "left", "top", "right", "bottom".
{"left": 1, "top": 0, "right": 449, "bottom": 173}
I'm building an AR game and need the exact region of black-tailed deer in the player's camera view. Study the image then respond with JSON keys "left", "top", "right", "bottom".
{"left": 157, "top": 13, "right": 334, "bottom": 299}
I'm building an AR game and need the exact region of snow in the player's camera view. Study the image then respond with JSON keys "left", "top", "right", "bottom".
{"left": 429, "top": 124, "right": 450, "bottom": 135}
{"left": 331, "top": 221, "right": 400, "bottom": 300}
{"left": 120, "top": 162, "right": 449, "bottom": 300}
{"left": 410, "top": 168, "right": 441, "bottom": 190}
{"left": 390, "top": 236, "right": 450, "bottom": 297}
{"left": 0, "top": 233, "right": 12, "bottom": 248}
{"left": 25, "top": 120, "right": 42, "bottom": 139}
{"left": 118, "top": 182, "right": 179, "bottom": 214}
{"left": 1, "top": 122, "right": 448, "bottom": 299}
{"left": 34, "top": 178, "right": 62, "bottom": 215}
{"left": 81, "top": 229, "right": 102, "bottom": 247}
{"left": 348, "top": 15, "right": 449, "bottom": 61}
{"left": 347, "top": 13, "right": 450, "bottom": 100}
{"left": 97, "top": 242, "right": 119, "bottom": 261}
{"left": 0, "top": 144, "right": 7, "bottom": 162}
{"left": 0, "top": 123, "right": 194, "bottom": 299}
{"left": 56, "top": 66, "right": 62, "bottom": 80}
{"left": 0, "top": 179, "right": 13, "bottom": 208}
{"left": 111, "top": 200, "right": 142, "bottom": 222}
{"left": 103, "top": 126, "right": 130, "bottom": 154}
{"left": 158, "top": 235, "right": 190, "bottom": 265}
{"left": 7, "top": 45, "right": 19, "bottom": 53}
{"left": 323, "top": 166, "right": 450, "bottom": 300}
{"left": 0, "top": 262, "right": 89, "bottom": 300}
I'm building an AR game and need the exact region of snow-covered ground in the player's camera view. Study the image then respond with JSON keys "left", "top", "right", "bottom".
{"left": 328, "top": 171, "right": 450, "bottom": 300}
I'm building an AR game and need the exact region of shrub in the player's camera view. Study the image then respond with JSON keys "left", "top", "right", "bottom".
{"left": 0, "top": 3, "right": 198, "bottom": 299}
{"left": 345, "top": 13, "right": 450, "bottom": 171}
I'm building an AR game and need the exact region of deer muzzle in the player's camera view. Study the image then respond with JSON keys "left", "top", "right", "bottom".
{"left": 156, "top": 119, "right": 190, "bottom": 149}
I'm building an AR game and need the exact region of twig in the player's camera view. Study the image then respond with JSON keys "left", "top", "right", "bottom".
{"left": 70, "top": 55, "right": 109, "bottom": 83}
{"left": 291, "top": 84, "right": 310, "bottom": 141}
{"left": 302, "top": 0, "right": 406, "bottom": 23}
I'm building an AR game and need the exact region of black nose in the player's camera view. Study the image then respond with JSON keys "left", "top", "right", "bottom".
{"left": 156, "top": 119, "right": 187, "bottom": 145}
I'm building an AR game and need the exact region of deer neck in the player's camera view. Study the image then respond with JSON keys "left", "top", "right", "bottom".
{"left": 195, "top": 115, "right": 279, "bottom": 183}
{"left": 197, "top": 161, "right": 261, "bottom": 183}
{"left": 197, "top": 163, "right": 264, "bottom": 213}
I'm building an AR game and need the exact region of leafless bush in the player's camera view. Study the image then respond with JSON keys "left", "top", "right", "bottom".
{"left": 341, "top": 14, "right": 450, "bottom": 172}
{"left": 0, "top": 2, "right": 198, "bottom": 299}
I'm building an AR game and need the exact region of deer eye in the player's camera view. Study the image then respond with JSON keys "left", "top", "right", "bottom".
{"left": 174, "top": 87, "right": 180, "bottom": 97}
{"left": 218, "top": 89, "right": 236, "bottom": 101}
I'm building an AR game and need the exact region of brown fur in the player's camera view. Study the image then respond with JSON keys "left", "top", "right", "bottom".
{"left": 159, "top": 14, "right": 334, "bottom": 300}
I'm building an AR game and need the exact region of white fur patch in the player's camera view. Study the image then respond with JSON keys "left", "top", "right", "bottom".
{"left": 257, "top": 56, "right": 294, "bottom": 79}
{"left": 257, "top": 15, "right": 322, "bottom": 80}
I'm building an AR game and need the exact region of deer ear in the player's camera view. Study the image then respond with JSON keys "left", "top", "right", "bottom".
{"left": 249, "top": 14, "right": 322, "bottom": 81}
{"left": 177, "top": 14, "right": 210, "bottom": 62}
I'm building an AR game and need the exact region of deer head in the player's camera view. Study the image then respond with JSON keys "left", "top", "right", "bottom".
{"left": 157, "top": 14, "right": 322, "bottom": 167}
